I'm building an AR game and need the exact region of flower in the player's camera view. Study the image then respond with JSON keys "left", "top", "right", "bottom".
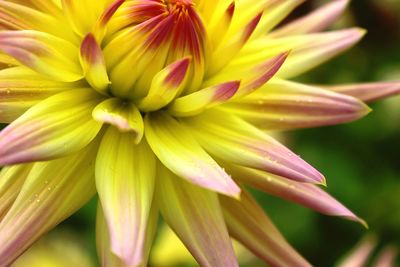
{"left": 0, "top": 0, "right": 399, "bottom": 266}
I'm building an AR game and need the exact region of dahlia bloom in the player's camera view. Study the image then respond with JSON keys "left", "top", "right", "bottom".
{"left": 0, "top": 0, "right": 399, "bottom": 266}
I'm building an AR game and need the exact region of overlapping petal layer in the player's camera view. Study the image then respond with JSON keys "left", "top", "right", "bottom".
{"left": 0, "top": 0, "right": 396, "bottom": 266}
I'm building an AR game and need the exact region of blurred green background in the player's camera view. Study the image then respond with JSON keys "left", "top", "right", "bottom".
{"left": 8, "top": 0, "right": 400, "bottom": 266}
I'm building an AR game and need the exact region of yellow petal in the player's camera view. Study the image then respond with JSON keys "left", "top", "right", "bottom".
{"left": 168, "top": 80, "right": 240, "bottom": 117}
{"left": 0, "top": 30, "right": 83, "bottom": 82}
{"left": 80, "top": 33, "right": 110, "bottom": 94}
{"left": 0, "top": 66, "right": 82, "bottom": 123}
{"left": 156, "top": 166, "right": 239, "bottom": 267}
{"left": 0, "top": 89, "right": 103, "bottom": 166}
{"left": 220, "top": 190, "right": 312, "bottom": 267}
{"left": 0, "top": 141, "right": 98, "bottom": 266}
{"left": 96, "top": 127, "right": 156, "bottom": 266}
{"left": 0, "top": 164, "right": 33, "bottom": 219}
{"left": 96, "top": 200, "right": 159, "bottom": 267}
{"left": 137, "top": 58, "right": 191, "bottom": 111}
{"left": 144, "top": 111, "right": 240, "bottom": 197}
{"left": 93, "top": 98, "right": 144, "bottom": 143}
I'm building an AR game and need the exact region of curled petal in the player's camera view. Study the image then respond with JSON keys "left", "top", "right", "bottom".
{"left": 0, "top": 141, "right": 98, "bottom": 266}
{"left": 224, "top": 79, "right": 371, "bottom": 130}
{"left": 145, "top": 112, "right": 240, "bottom": 197}
{"left": 226, "top": 163, "right": 366, "bottom": 225}
{"left": 220, "top": 190, "right": 312, "bottom": 267}
{"left": 235, "top": 28, "right": 365, "bottom": 78}
{"left": 96, "top": 128, "right": 156, "bottom": 267}
{"left": 0, "top": 164, "right": 33, "bottom": 219}
{"left": 323, "top": 81, "right": 400, "bottom": 102}
{"left": 185, "top": 111, "right": 325, "bottom": 184}
{"left": 0, "top": 89, "right": 103, "bottom": 166}
{"left": 0, "top": 66, "right": 81, "bottom": 123}
{"left": 269, "top": 0, "right": 349, "bottom": 37}
{"left": 137, "top": 58, "right": 191, "bottom": 111}
{"left": 93, "top": 98, "right": 144, "bottom": 143}
{"left": 0, "top": 30, "right": 82, "bottom": 82}
{"left": 156, "top": 166, "right": 239, "bottom": 267}
{"left": 168, "top": 81, "right": 240, "bottom": 117}
{"left": 80, "top": 33, "right": 110, "bottom": 94}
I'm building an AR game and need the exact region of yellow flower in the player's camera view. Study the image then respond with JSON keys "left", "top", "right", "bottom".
{"left": 0, "top": 0, "right": 399, "bottom": 266}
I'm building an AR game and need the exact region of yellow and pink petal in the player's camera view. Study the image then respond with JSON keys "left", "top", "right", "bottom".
{"left": 156, "top": 166, "right": 239, "bottom": 267}
{"left": 220, "top": 190, "right": 312, "bottom": 267}
{"left": 144, "top": 111, "right": 240, "bottom": 197}
{"left": 224, "top": 79, "right": 371, "bottom": 130}
{"left": 0, "top": 89, "right": 103, "bottom": 166}
{"left": 185, "top": 111, "right": 325, "bottom": 184}
{"left": 96, "top": 127, "right": 156, "bottom": 267}
{"left": 0, "top": 141, "right": 98, "bottom": 266}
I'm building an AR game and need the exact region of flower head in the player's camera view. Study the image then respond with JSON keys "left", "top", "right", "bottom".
{"left": 0, "top": 0, "right": 399, "bottom": 266}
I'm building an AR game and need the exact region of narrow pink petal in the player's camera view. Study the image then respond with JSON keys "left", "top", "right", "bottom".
{"left": 96, "top": 127, "right": 156, "bottom": 267}
{"left": 144, "top": 111, "right": 240, "bottom": 197}
{"left": 220, "top": 190, "right": 312, "bottom": 267}
{"left": 80, "top": 33, "right": 110, "bottom": 93}
{"left": 269, "top": 0, "right": 349, "bottom": 37}
{"left": 337, "top": 235, "right": 377, "bottom": 267}
{"left": 185, "top": 111, "right": 326, "bottom": 184}
{"left": 372, "top": 245, "right": 398, "bottom": 267}
{"left": 0, "top": 89, "right": 103, "bottom": 166}
{"left": 96, "top": 196, "right": 159, "bottom": 267}
{"left": 227, "top": 163, "right": 366, "bottom": 225}
{"left": 0, "top": 141, "right": 99, "bottom": 266}
{"left": 224, "top": 79, "right": 371, "bottom": 130}
{"left": 324, "top": 81, "right": 400, "bottom": 102}
{"left": 157, "top": 166, "right": 239, "bottom": 267}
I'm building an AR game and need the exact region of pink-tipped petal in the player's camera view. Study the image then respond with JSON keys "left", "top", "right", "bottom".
{"left": 96, "top": 201, "right": 159, "bottom": 267}
{"left": 185, "top": 111, "right": 326, "bottom": 184}
{"left": 204, "top": 52, "right": 288, "bottom": 98}
{"left": 235, "top": 28, "right": 365, "bottom": 79}
{"left": 80, "top": 33, "right": 110, "bottom": 94}
{"left": 144, "top": 112, "right": 241, "bottom": 197}
{"left": 96, "top": 127, "right": 156, "bottom": 267}
{"left": 224, "top": 79, "right": 371, "bottom": 130}
{"left": 168, "top": 80, "right": 240, "bottom": 117}
{"left": 0, "top": 89, "right": 103, "bottom": 166}
{"left": 324, "top": 81, "right": 400, "bottom": 103}
{"left": 0, "top": 30, "right": 82, "bottom": 82}
{"left": 0, "top": 141, "right": 99, "bottom": 266}
{"left": 227, "top": 164, "right": 366, "bottom": 225}
{"left": 156, "top": 166, "right": 239, "bottom": 267}
{"left": 220, "top": 190, "right": 312, "bottom": 267}
{"left": 269, "top": 0, "right": 349, "bottom": 37}
{"left": 137, "top": 57, "right": 191, "bottom": 111}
